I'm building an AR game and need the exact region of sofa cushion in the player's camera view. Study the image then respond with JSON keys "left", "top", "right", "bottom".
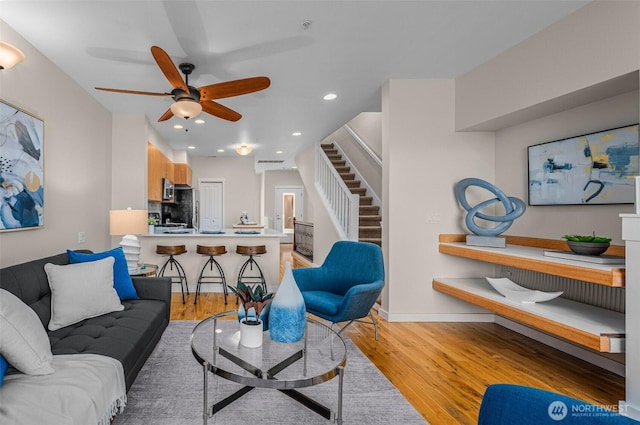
{"left": 67, "top": 247, "right": 139, "bottom": 300}
{"left": 0, "top": 354, "right": 7, "bottom": 387}
{"left": 45, "top": 257, "right": 124, "bottom": 331}
{"left": 0, "top": 288, "right": 54, "bottom": 375}
{"left": 48, "top": 298, "right": 168, "bottom": 390}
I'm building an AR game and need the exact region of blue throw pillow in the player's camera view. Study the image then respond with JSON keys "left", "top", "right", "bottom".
{"left": 0, "top": 354, "right": 8, "bottom": 388}
{"left": 67, "top": 247, "right": 139, "bottom": 300}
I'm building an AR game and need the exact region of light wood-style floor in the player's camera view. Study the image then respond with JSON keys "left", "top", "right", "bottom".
{"left": 170, "top": 244, "right": 625, "bottom": 425}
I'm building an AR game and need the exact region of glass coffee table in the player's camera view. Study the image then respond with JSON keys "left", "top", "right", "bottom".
{"left": 191, "top": 310, "right": 347, "bottom": 425}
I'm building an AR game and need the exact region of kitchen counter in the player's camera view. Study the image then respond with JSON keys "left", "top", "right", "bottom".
{"left": 145, "top": 227, "right": 281, "bottom": 237}
{"left": 139, "top": 229, "right": 283, "bottom": 295}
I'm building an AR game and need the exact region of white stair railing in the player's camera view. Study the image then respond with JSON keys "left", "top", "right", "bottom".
{"left": 315, "top": 144, "right": 359, "bottom": 241}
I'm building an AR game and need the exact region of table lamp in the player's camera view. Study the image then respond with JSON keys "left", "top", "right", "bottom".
{"left": 110, "top": 208, "right": 149, "bottom": 273}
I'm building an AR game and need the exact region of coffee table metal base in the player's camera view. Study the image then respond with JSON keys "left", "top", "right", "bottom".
{"left": 201, "top": 347, "right": 344, "bottom": 424}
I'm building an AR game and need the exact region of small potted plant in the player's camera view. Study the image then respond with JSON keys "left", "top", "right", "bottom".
{"left": 229, "top": 281, "right": 273, "bottom": 347}
{"left": 148, "top": 216, "right": 158, "bottom": 234}
{"left": 562, "top": 233, "right": 612, "bottom": 256}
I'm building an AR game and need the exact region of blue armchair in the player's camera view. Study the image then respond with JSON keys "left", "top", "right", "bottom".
{"left": 479, "top": 384, "right": 639, "bottom": 424}
{"left": 292, "top": 241, "right": 385, "bottom": 339}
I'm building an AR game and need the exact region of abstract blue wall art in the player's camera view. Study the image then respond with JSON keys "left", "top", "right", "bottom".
{"left": 528, "top": 124, "right": 639, "bottom": 205}
{"left": 0, "top": 100, "right": 44, "bottom": 231}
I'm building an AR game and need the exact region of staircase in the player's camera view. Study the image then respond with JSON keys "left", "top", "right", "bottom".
{"left": 321, "top": 143, "right": 382, "bottom": 246}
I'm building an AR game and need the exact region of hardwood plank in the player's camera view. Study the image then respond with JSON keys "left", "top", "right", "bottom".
{"left": 169, "top": 243, "right": 625, "bottom": 425}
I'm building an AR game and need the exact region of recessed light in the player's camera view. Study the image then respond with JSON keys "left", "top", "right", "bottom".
{"left": 194, "top": 119, "right": 205, "bottom": 124}
{"left": 173, "top": 124, "right": 183, "bottom": 129}
{"left": 187, "top": 146, "right": 196, "bottom": 150}
{"left": 217, "top": 149, "right": 225, "bottom": 153}
{"left": 276, "top": 150, "right": 283, "bottom": 154}
{"left": 323, "top": 93, "right": 337, "bottom": 100}
{"left": 292, "top": 166, "right": 298, "bottom": 169}
{"left": 292, "top": 132, "right": 302, "bottom": 136}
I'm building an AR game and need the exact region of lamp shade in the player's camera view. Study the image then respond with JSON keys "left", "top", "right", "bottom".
{"left": 170, "top": 99, "right": 202, "bottom": 120}
{"left": 235, "top": 145, "right": 252, "bottom": 156}
{"left": 0, "top": 41, "right": 25, "bottom": 70}
{"left": 109, "top": 209, "right": 148, "bottom": 235}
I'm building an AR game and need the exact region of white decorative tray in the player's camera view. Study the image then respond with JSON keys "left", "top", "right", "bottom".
{"left": 485, "top": 277, "right": 563, "bottom": 304}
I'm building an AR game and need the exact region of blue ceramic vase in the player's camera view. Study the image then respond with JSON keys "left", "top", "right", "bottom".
{"left": 269, "top": 261, "right": 306, "bottom": 343}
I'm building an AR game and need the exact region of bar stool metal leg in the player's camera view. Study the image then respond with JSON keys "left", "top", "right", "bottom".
{"left": 195, "top": 256, "right": 228, "bottom": 305}
{"left": 156, "top": 245, "right": 189, "bottom": 304}
{"left": 195, "top": 245, "right": 228, "bottom": 305}
{"left": 236, "top": 255, "right": 267, "bottom": 294}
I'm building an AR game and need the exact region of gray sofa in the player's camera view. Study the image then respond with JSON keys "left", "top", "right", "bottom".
{"left": 0, "top": 251, "right": 171, "bottom": 391}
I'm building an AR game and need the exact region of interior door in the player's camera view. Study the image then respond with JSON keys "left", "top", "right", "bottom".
{"left": 275, "top": 186, "right": 303, "bottom": 242}
{"left": 199, "top": 180, "right": 224, "bottom": 231}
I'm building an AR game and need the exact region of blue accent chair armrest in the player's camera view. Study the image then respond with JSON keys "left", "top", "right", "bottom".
{"left": 478, "top": 384, "right": 639, "bottom": 425}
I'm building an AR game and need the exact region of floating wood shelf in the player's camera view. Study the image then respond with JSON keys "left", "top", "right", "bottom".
{"left": 438, "top": 234, "right": 625, "bottom": 287}
{"left": 433, "top": 278, "right": 624, "bottom": 353}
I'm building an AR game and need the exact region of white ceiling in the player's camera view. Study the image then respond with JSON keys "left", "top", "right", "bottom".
{"left": 0, "top": 1, "right": 588, "bottom": 169}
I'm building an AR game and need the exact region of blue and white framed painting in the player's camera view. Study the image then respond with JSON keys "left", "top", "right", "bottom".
{"left": 528, "top": 124, "right": 639, "bottom": 206}
{"left": 0, "top": 100, "right": 44, "bottom": 231}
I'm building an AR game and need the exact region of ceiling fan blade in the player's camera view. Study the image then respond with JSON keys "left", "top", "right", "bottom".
{"left": 150, "top": 46, "right": 189, "bottom": 92}
{"left": 199, "top": 77, "right": 271, "bottom": 100}
{"left": 95, "top": 87, "right": 171, "bottom": 97}
{"left": 201, "top": 101, "right": 242, "bottom": 122}
{"left": 158, "top": 108, "right": 174, "bottom": 122}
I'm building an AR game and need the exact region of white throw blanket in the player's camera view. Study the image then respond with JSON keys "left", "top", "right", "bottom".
{"left": 0, "top": 353, "right": 126, "bottom": 425}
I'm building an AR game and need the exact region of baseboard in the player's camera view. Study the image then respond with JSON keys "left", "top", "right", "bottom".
{"left": 171, "top": 283, "right": 223, "bottom": 293}
{"left": 382, "top": 310, "right": 495, "bottom": 323}
{"left": 495, "top": 316, "right": 625, "bottom": 377}
{"left": 619, "top": 402, "right": 640, "bottom": 420}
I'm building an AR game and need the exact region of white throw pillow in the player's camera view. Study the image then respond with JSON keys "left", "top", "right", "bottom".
{"left": 45, "top": 257, "right": 124, "bottom": 331}
{"left": 0, "top": 288, "right": 54, "bottom": 375}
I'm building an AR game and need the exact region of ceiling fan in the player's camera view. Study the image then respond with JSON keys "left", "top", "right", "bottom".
{"left": 95, "top": 46, "right": 270, "bottom": 122}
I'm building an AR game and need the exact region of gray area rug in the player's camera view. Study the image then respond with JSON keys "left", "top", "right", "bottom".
{"left": 112, "top": 321, "right": 429, "bottom": 424}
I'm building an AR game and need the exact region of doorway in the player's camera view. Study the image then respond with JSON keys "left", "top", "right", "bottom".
{"left": 275, "top": 186, "right": 303, "bottom": 243}
{"left": 199, "top": 179, "right": 224, "bottom": 231}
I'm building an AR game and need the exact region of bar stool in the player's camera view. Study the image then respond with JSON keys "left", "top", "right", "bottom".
{"left": 156, "top": 245, "right": 189, "bottom": 304}
{"left": 195, "top": 245, "right": 228, "bottom": 305}
{"left": 236, "top": 245, "right": 267, "bottom": 295}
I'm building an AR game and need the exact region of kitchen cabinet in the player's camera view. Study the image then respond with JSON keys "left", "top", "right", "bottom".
{"left": 174, "top": 163, "right": 192, "bottom": 186}
{"left": 147, "top": 142, "right": 175, "bottom": 202}
{"left": 434, "top": 234, "right": 626, "bottom": 353}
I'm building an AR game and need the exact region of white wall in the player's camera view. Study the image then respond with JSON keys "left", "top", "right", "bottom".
{"left": 382, "top": 79, "right": 496, "bottom": 320}
{"left": 263, "top": 169, "right": 304, "bottom": 230}
{"left": 348, "top": 112, "right": 382, "bottom": 158}
{"left": 0, "top": 20, "right": 113, "bottom": 267}
{"left": 496, "top": 90, "right": 639, "bottom": 244}
{"left": 456, "top": 1, "right": 640, "bottom": 131}
{"left": 189, "top": 156, "right": 261, "bottom": 228}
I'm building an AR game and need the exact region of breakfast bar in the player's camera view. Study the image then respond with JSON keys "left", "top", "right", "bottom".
{"left": 139, "top": 229, "right": 282, "bottom": 295}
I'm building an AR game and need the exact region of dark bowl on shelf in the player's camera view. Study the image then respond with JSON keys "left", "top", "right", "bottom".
{"left": 566, "top": 240, "right": 610, "bottom": 256}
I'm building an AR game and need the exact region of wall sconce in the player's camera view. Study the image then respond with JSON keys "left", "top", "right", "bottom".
{"left": 0, "top": 41, "right": 25, "bottom": 70}
{"left": 235, "top": 145, "right": 252, "bottom": 156}
{"left": 109, "top": 208, "right": 149, "bottom": 273}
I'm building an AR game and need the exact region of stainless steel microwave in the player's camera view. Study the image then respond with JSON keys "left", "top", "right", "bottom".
{"left": 162, "top": 178, "right": 174, "bottom": 200}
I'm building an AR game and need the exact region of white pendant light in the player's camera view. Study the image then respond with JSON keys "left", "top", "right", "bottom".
{"left": 170, "top": 99, "right": 202, "bottom": 120}
{"left": 235, "top": 145, "right": 253, "bottom": 156}
{"left": 0, "top": 42, "right": 26, "bottom": 70}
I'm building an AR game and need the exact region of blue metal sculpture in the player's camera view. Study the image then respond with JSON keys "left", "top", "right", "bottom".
{"left": 455, "top": 178, "right": 526, "bottom": 237}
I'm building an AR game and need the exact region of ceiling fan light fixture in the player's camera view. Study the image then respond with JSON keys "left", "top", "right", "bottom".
{"left": 235, "top": 145, "right": 252, "bottom": 156}
{"left": 0, "top": 41, "right": 26, "bottom": 70}
{"left": 170, "top": 99, "right": 202, "bottom": 120}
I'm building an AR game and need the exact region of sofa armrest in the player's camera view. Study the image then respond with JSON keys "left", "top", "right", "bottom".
{"left": 132, "top": 277, "right": 171, "bottom": 305}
